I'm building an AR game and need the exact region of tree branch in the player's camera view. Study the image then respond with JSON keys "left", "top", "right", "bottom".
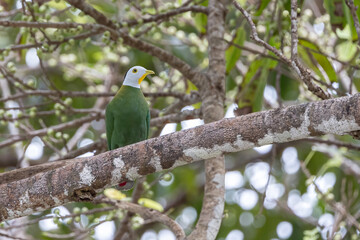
{"left": 127, "top": 5, "right": 208, "bottom": 27}
{"left": 341, "top": 158, "right": 360, "bottom": 180}
{"left": 119, "top": 32, "right": 204, "bottom": 87}
{"left": 97, "top": 198, "right": 185, "bottom": 240}
{"left": 0, "top": 20, "right": 106, "bottom": 30}
{"left": 1, "top": 92, "right": 359, "bottom": 222}
{"left": 0, "top": 114, "right": 101, "bottom": 149}
{"left": 150, "top": 109, "right": 201, "bottom": 127}
{"left": 188, "top": 0, "right": 227, "bottom": 239}
{"left": 64, "top": 0, "right": 204, "bottom": 87}
{"left": 233, "top": 1, "right": 330, "bottom": 100}
{"left": 64, "top": 0, "right": 116, "bottom": 28}
{"left": 0, "top": 89, "right": 188, "bottom": 102}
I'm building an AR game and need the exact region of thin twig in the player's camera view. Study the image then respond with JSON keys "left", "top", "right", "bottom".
{"left": 300, "top": 161, "right": 360, "bottom": 230}
{"left": 3, "top": 207, "right": 117, "bottom": 230}
{"left": 0, "top": 231, "right": 27, "bottom": 240}
{"left": 56, "top": 139, "right": 107, "bottom": 160}
{"left": 127, "top": 5, "right": 208, "bottom": 27}
{"left": 64, "top": 0, "right": 205, "bottom": 88}
{"left": 150, "top": 109, "right": 201, "bottom": 126}
{"left": 290, "top": 0, "right": 298, "bottom": 62}
{"left": 303, "top": 138, "right": 360, "bottom": 151}
{"left": 233, "top": 1, "right": 330, "bottom": 100}
{"left": 96, "top": 198, "right": 185, "bottom": 240}
{"left": 0, "top": 114, "right": 101, "bottom": 149}
{"left": 0, "top": 9, "right": 22, "bottom": 18}
{"left": 0, "top": 20, "right": 108, "bottom": 31}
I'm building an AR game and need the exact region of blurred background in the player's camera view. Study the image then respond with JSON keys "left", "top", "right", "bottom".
{"left": 1, "top": 0, "right": 360, "bottom": 239}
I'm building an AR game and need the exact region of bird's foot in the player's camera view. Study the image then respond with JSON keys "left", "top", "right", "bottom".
{"left": 115, "top": 181, "right": 135, "bottom": 191}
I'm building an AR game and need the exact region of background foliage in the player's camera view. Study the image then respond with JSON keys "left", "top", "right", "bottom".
{"left": 1, "top": 0, "right": 360, "bottom": 239}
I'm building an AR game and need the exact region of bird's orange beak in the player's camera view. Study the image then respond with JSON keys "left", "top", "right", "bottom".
{"left": 138, "top": 69, "right": 155, "bottom": 84}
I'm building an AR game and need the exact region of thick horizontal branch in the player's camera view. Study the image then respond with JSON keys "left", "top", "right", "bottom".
{"left": 1, "top": 94, "right": 360, "bottom": 221}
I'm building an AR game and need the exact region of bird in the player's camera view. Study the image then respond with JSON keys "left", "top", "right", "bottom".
{"left": 105, "top": 66, "right": 154, "bottom": 190}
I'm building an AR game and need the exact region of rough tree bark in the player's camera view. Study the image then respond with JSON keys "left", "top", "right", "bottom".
{"left": 1, "top": 93, "right": 360, "bottom": 222}
{"left": 187, "top": 0, "right": 227, "bottom": 239}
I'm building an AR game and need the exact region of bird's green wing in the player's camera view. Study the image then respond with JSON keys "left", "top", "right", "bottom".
{"left": 105, "top": 105, "right": 114, "bottom": 150}
{"left": 146, "top": 109, "right": 150, "bottom": 139}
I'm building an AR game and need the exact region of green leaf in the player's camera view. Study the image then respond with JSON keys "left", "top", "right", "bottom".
{"left": 324, "top": 0, "right": 360, "bottom": 42}
{"left": 336, "top": 24, "right": 352, "bottom": 39}
{"left": 317, "top": 157, "right": 342, "bottom": 177}
{"left": 194, "top": 0, "right": 208, "bottom": 34}
{"left": 194, "top": 13, "right": 207, "bottom": 34}
{"left": 186, "top": 79, "right": 198, "bottom": 93}
{"left": 342, "top": 0, "right": 358, "bottom": 41}
{"left": 226, "top": 75, "right": 237, "bottom": 91}
{"left": 336, "top": 40, "right": 357, "bottom": 61}
{"left": 138, "top": 198, "right": 164, "bottom": 212}
{"left": 225, "top": 27, "right": 246, "bottom": 73}
{"left": 237, "top": 58, "right": 277, "bottom": 113}
{"left": 192, "top": 102, "right": 201, "bottom": 109}
{"left": 254, "top": 0, "right": 272, "bottom": 16}
{"left": 47, "top": 0, "right": 67, "bottom": 9}
{"left": 152, "top": 97, "right": 170, "bottom": 110}
{"left": 356, "top": 0, "right": 360, "bottom": 30}
{"left": 253, "top": 59, "right": 276, "bottom": 112}
{"left": 92, "top": 2, "right": 117, "bottom": 14}
{"left": 298, "top": 39, "right": 337, "bottom": 82}
{"left": 323, "top": 0, "right": 345, "bottom": 26}
{"left": 234, "top": 0, "right": 246, "bottom": 5}
{"left": 279, "top": 73, "right": 300, "bottom": 100}
{"left": 104, "top": 188, "right": 126, "bottom": 200}
{"left": 176, "top": 123, "right": 182, "bottom": 131}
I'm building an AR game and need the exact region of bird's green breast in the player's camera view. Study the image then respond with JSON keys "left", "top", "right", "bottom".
{"left": 106, "top": 85, "right": 150, "bottom": 150}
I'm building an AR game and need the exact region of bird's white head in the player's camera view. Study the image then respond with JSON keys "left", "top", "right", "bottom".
{"left": 123, "top": 66, "right": 155, "bottom": 89}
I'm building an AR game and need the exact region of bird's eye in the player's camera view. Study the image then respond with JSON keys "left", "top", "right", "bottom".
{"left": 132, "top": 69, "right": 138, "bottom": 73}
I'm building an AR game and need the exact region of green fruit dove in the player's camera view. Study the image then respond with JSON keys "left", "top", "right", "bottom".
{"left": 105, "top": 66, "right": 154, "bottom": 190}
